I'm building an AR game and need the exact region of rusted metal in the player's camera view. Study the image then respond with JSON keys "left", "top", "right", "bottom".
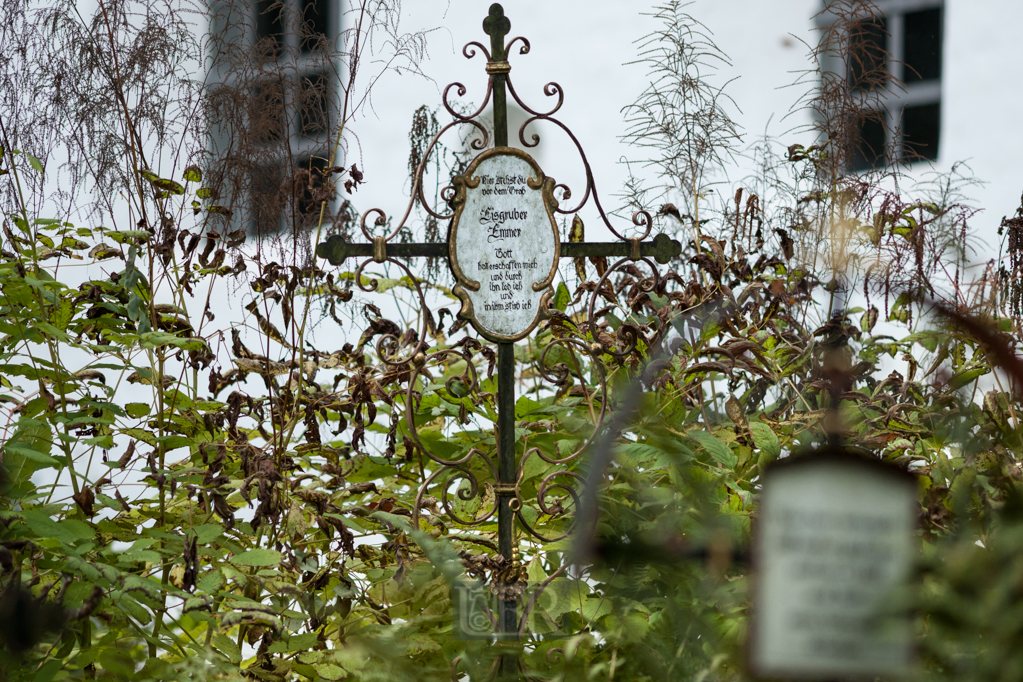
{"left": 371, "top": 235, "right": 386, "bottom": 263}
{"left": 316, "top": 232, "right": 680, "bottom": 267}
{"left": 314, "top": 4, "right": 683, "bottom": 678}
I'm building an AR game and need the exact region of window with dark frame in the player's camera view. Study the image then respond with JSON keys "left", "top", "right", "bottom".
{"left": 245, "top": 0, "right": 336, "bottom": 235}
{"left": 838, "top": 1, "right": 943, "bottom": 171}
{"left": 250, "top": 163, "right": 284, "bottom": 237}
{"left": 851, "top": 111, "right": 888, "bottom": 171}
{"left": 299, "top": 73, "right": 330, "bottom": 138}
{"left": 254, "top": 0, "right": 284, "bottom": 59}
{"left": 300, "top": 0, "right": 330, "bottom": 53}
{"left": 849, "top": 17, "right": 888, "bottom": 92}
{"left": 294, "top": 156, "right": 330, "bottom": 225}
{"left": 902, "top": 8, "right": 942, "bottom": 83}
{"left": 901, "top": 103, "right": 940, "bottom": 162}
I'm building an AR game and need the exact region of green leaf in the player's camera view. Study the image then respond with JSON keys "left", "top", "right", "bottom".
{"left": 26, "top": 153, "right": 43, "bottom": 174}
{"left": 689, "top": 430, "right": 737, "bottom": 468}
{"left": 748, "top": 421, "right": 781, "bottom": 461}
{"left": 860, "top": 306, "right": 878, "bottom": 334}
{"left": 4, "top": 444, "right": 60, "bottom": 467}
{"left": 553, "top": 282, "right": 571, "bottom": 311}
{"left": 125, "top": 402, "right": 151, "bottom": 419}
{"left": 155, "top": 435, "right": 191, "bottom": 452}
{"left": 63, "top": 519, "right": 96, "bottom": 541}
{"left": 108, "top": 230, "right": 150, "bottom": 244}
{"left": 148, "top": 176, "right": 185, "bottom": 196}
{"left": 34, "top": 660, "right": 61, "bottom": 682}
{"left": 89, "top": 243, "right": 121, "bottom": 260}
{"left": 5, "top": 420, "right": 58, "bottom": 469}
{"left": 139, "top": 331, "right": 205, "bottom": 351}
{"left": 212, "top": 633, "right": 241, "bottom": 664}
{"left": 122, "top": 427, "right": 157, "bottom": 446}
{"left": 372, "top": 276, "right": 406, "bottom": 294}
{"left": 948, "top": 366, "right": 989, "bottom": 392}
{"left": 313, "top": 663, "right": 346, "bottom": 681}
{"left": 192, "top": 523, "right": 224, "bottom": 544}
{"left": 268, "top": 632, "right": 319, "bottom": 653}
{"left": 20, "top": 509, "right": 91, "bottom": 545}
{"left": 700, "top": 319, "right": 723, "bottom": 341}
{"left": 196, "top": 187, "right": 213, "bottom": 200}
{"left": 231, "top": 548, "right": 282, "bottom": 567}
{"left": 182, "top": 165, "right": 202, "bottom": 183}
{"left": 526, "top": 555, "right": 547, "bottom": 583}
{"left": 197, "top": 570, "right": 225, "bottom": 594}
{"left": 616, "top": 442, "right": 663, "bottom": 467}
{"left": 323, "top": 513, "right": 368, "bottom": 534}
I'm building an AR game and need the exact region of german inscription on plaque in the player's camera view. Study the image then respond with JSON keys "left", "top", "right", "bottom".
{"left": 750, "top": 452, "right": 916, "bottom": 679}
{"left": 449, "top": 147, "right": 559, "bottom": 341}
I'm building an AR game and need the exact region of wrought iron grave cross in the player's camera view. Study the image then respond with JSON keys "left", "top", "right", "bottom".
{"left": 315, "top": 2, "right": 681, "bottom": 663}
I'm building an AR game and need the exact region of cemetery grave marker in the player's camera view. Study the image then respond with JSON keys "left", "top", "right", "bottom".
{"left": 316, "top": 3, "right": 680, "bottom": 676}
{"left": 749, "top": 449, "right": 917, "bottom": 679}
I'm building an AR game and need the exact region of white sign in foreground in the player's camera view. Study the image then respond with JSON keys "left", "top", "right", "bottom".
{"left": 750, "top": 452, "right": 916, "bottom": 679}
{"left": 449, "top": 147, "right": 559, "bottom": 342}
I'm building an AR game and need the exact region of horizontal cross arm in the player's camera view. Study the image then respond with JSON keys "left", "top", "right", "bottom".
{"left": 316, "top": 237, "right": 446, "bottom": 265}
{"left": 316, "top": 232, "right": 681, "bottom": 266}
{"left": 561, "top": 232, "right": 681, "bottom": 264}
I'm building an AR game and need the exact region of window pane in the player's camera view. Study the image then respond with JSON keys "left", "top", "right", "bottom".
{"left": 901, "top": 103, "right": 940, "bottom": 162}
{"left": 250, "top": 81, "right": 286, "bottom": 144}
{"left": 254, "top": 0, "right": 283, "bottom": 59}
{"left": 251, "top": 164, "right": 283, "bottom": 236}
{"left": 299, "top": 73, "right": 330, "bottom": 138}
{"left": 295, "top": 156, "right": 330, "bottom": 224}
{"left": 301, "top": 0, "right": 331, "bottom": 53}
{"left": 903, "top": 8, "right": 942, "bottom": 83}
{"left": 849, "top": 17, "right": 887, "bottom": 91}
{"left": 851, "top": 111, "right": 887, "bottom": 171}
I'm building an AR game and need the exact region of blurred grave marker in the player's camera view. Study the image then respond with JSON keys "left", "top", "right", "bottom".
{"left": 749, "top": 450, "right": 916, "bottom": 679}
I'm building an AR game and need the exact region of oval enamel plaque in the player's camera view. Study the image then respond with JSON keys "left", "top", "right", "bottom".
{"left": 449, "top": 148, "right": 559, "bottom": 341}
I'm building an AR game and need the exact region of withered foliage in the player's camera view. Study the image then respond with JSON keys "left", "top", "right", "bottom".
{"left": 1, "top": 0, "right": 1023, "bottom": 680}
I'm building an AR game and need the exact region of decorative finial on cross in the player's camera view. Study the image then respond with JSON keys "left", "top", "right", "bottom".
{"left": 315, "top": 12, "right": 682, "bottom": 663}
{"left": 483, "top": 3, "right": 510, "bottom": 61}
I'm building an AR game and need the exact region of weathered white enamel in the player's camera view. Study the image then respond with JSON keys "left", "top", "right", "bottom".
{"left": 750, "top": 456, "right": 916, "bottom": 679}
{"left": 451, "top": 152, "right": 557, "bottom": 339}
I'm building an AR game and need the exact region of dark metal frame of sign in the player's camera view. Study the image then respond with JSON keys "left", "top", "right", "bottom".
{"left": 315, "top": 4, "right": 681, "bottom": 678}
{"left": 747, "top": 446, "right": 918, "bottom": 681}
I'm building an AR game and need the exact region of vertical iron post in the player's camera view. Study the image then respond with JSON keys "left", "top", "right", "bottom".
{"left": 485, "top": 3, "right": 511, "bottom": 148}
{"left": 484, "top": 5, "right": 518, "bottom": 677}
{"left": 496, "top": 342, "right": 517, "bottom": 628}
{"left": 312, "top": 5, "right": 683, "bottom": 679}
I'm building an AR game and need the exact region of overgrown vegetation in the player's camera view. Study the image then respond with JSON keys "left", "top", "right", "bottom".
{"left": 1, "top": 0, "right": 1022, "bottom": 681}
